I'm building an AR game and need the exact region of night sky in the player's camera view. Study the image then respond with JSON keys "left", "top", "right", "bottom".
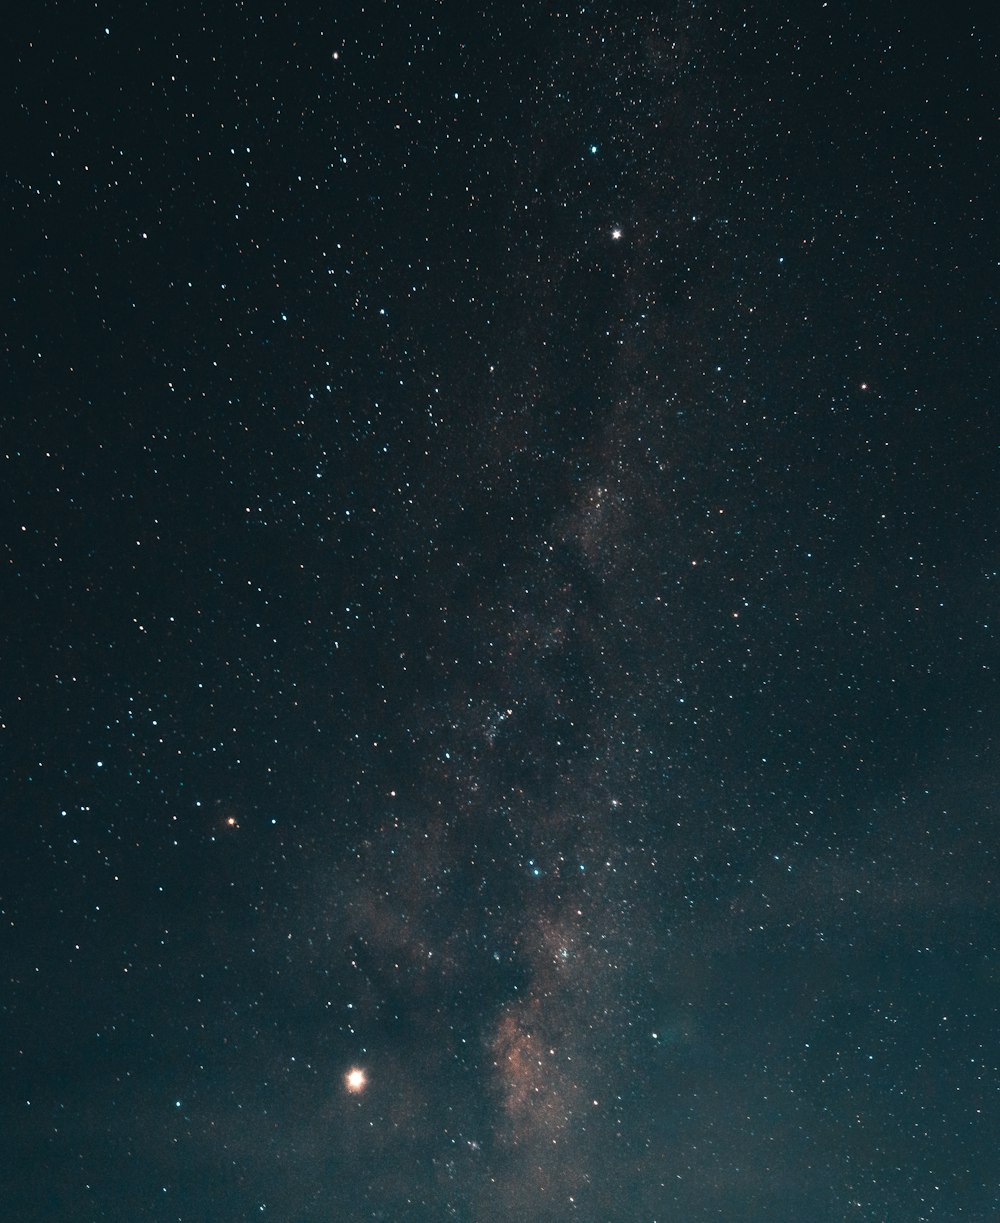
{"left": 3, "top": 2, "right": 997, "bottom": 1220}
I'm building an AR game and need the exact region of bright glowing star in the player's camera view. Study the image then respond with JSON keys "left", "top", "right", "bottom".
{"left": 611, "top": 228, "right": 622, "bottom": 240}
{"left": 345, "top": 1067, "right": 367, "bottom": 1093}
{"left": 226, "top": 816, "right": 238, "bottom": 827}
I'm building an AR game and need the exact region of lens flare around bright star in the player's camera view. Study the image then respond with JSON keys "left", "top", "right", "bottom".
{"left": 345, "top": 1067, "right": 367, "bottom": 1093}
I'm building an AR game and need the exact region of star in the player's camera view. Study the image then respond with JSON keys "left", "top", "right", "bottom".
{"left": 344, "top": 1067, "right": 367, "bottom": 1094}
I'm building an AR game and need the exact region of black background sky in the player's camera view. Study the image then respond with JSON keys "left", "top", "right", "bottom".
{"left": 3, "top": 2, "right": 997, "bottom": 1220}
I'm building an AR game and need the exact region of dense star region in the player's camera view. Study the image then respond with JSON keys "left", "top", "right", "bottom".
{"left": 3, "top": 2, "right": 996, "bottom": 1220}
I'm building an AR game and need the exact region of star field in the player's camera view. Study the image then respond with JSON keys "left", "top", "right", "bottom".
{"left": 3, "top": 2, "right": 997, "bottom": 1220}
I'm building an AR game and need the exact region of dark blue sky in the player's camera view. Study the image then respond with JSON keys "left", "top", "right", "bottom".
{"left": 3, "top": 2, "right": 996, "bottom": 1219}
